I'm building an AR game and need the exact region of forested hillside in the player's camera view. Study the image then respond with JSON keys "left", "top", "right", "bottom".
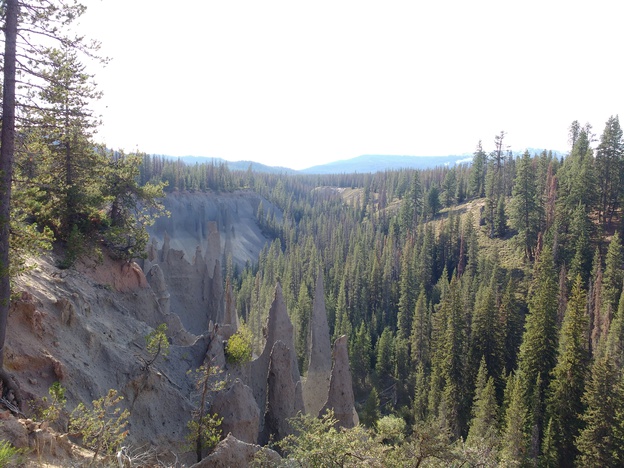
{"left": 3, "top": 1, "right": 624, "bottom": 466}
{"left": 137, "top": 120, "right": 624, "bottom": 466}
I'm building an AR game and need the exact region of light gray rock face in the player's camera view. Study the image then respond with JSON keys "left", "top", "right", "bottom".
{"left": 143, "top": 192, "right": 281, "bottom": 334}
{"left": 263, "top": 340, "right": 305, "bottom": 443}
{"left": 320, "top": 335, "right": 359, "bottom": 428}
{"left": 209, "top": 261, "right": 225, "bottom": 324}
{"left": 147, "top": 191, "right": 281, "bottom": 271}
{"left": 250, "top": 283, "right": 302, "bottom": 431}
{"left": 205, "top": 220, "right": 221, "bottom": 275}
{"left": 205, "top": 322, "right": 226, "bottom": 370}
{"left": 210, "top": 379, "right": 260, "bottom": 444}
{"left": 146, "top": 264, "right": 170, "bottom": 315}
{"left": 191, "top": 433, "right": 281, "bottom": 467}
{"left": 303, "top": 272, "right": 332, "bottom": 416}
{"left": 220, "top": 279, "right": 239, "bottom": 341}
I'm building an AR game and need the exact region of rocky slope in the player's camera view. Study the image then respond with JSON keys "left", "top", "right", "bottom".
{"left": 1, "top": 190, "right": 358, "bottom": 467}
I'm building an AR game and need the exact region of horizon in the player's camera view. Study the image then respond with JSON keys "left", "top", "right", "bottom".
{"left": 79, "top": 0, "right": 622, "bottom": 170}
{"left": 161, "top": 149, "right": 563, "bottom": 173}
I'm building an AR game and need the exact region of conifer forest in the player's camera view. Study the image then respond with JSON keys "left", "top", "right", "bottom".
{"left": 2, "top": 1, "right": 624, "bottom": 466}
{"left": 141, "top": 119, "right": 624, "bottom": 467}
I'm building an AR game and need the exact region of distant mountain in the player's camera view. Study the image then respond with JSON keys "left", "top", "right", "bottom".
{"left": 158, "top": 149, "right": 565, "bottom": 175}
{"left": 299, "top": 154, "right": 472, "bottom": 174}
{"left": 157, "top": 155, "right": 298, "bottom": 174}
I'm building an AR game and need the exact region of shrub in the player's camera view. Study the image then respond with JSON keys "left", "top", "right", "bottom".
{"left": 69, "top": 389, "right": 129, "bottom": 462}
{"left": 144, "top": 323, "right": 170, "bottom": 368}
{"left": 225, "top": 323, "right": 252, "bottom": 366}
{"left": 39, "top": 381, "right": 66, "bottom": 424}
{"left": 0, "top": 440, "right": 24, "bottom": 466}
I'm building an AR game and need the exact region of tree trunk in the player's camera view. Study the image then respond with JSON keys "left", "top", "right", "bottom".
{"left": 0, "top": 0, "right": 19, "bottom": 370}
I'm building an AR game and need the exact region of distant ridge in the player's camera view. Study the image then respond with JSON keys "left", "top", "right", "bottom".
{"left": 299, "top": 154, "right": 472, "bottom": 174}
{"left": 156, "top": 155, "right": 297, "bottom": 174}
{"left": 155, "top": 149, "right": 564, "bottom": 175}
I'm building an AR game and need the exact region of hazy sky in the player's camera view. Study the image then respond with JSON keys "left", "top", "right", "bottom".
{"left": 78, "top": 0, "right": 623, "bottom": 170}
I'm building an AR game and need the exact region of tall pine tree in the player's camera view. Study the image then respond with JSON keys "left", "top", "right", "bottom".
{"left": 545, "top": 275, "right": 589, "bottom": 467}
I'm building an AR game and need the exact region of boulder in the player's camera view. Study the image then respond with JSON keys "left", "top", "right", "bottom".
{"left": 191, "top": 433, "right": 280, "bottom": 467}
{"left": 210, "top": 379, "right": 260, "bottom": 444}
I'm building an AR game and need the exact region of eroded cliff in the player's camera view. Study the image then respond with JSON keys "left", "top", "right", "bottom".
{"left": 1, "top": 190, "right": 359, "bottom": 467}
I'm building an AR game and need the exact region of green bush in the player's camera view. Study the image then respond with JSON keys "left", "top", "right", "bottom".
{"left": 39, "top": 381, "right": 66, "bottom": 424}
{"left": 0, "top": 440, "right": 24, "bottom": 467}
{"left": 225, "top": 323, "right": 252, "bottom": 366}
{"left": 69, "top": 389, "right": 129, "bottom": 462}
{"left": 144, "top": 323, "right": 170, "bottom": 368}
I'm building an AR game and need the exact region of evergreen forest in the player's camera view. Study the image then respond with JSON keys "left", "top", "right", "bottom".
{"left": 139, "top": 119, "right": 624, "bottom": 467}
{"left": 2, "top": 1, "right": 624, "bottom": 465}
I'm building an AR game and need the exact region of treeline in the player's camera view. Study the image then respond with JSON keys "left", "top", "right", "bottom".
{"left": 222, "top": 118, "right": 623, "bottom": 466}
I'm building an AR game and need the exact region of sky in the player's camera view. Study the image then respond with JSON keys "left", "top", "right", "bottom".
{"left": 77, "top": 0, "right": 624, "bottom": 170}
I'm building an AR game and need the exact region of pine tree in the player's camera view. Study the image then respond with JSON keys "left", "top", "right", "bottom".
{"left": 30, "top": 46, "right": 105, "bottom": 245}
{"left": 499, "top": 371, "right": 529, "bottom": 466}
{"left": 545, "top": 275, "right": 589, "bottom": 467}
{"left": 603, "top": 232, "right": 624, "bottom": 319}
{"left": 413, "top": 363, "right": 429, "bottom": 423}
{"left": 410, "top": 290, "right": 431, "bottom": 370}
{"left": 516, "top": 245, "right": 559, "bottom": 460}
{"left": 607, "top": 288, "right": 624, "bottom": 369}
{"left": 485, "top": 131, "right": 506, "bottom": 238}
{"left": 470, "top": 281, "right": 504, "bottom": 392}
{"left": 101, "top": 150, "right": 166, "bottom": 261}
{"left": 589, "top": 248, "right": 606, "bottom": 355}
{"left": 466, "top": 358, "right": 500, "bottom": 456}
{"left": 0, "top": 0, "right": 101, "bottom": 391}
{"left": 510, "top": 151, "right": 541, "bottom": 259}
{"left": 438, "top": 278, "right": 468, "bottom": 437}
{"left": 442, "top": 168, "right": 457, "bottom": 207}
{"left": 495, "top": 196, "right": 508, "bottom": 238}
{"left": 595, "top": 115, "right": 624, "bottom": 227}
{"left": 500, "top": 276, "right": 523, "bottom": 374}
{"left": 333, "top": 277, "right": 351, "bottom": 341}
{"left": 397, "top": 241, "right": 416, "bottom": 339}
{"left": 576, "top": 354, "right": 624, "bottom": 466}
{"left": 557, "top": 125, "right": 595, "bottom": 219}
{"left": 375, "top": 327, "right": 395, "bottom": 384}
{"left": 360, "top": 387, "right": 381, "bottom": 428}
{"left": 469, "top": 141, "right": 487, "bottom": 198}
{"left": 568, "top": 203, "right": 593, "bottom": 284}
{"left": 350, "top": 321, "right": 372, "bottom": 392}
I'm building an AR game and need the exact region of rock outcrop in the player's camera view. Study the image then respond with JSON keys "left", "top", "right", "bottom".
{"left": 320, "top": 335, "right": 359, "bottom": 428}
{"left": 147, "top": 191, "right": 281, "bottom": 271}
{"left": 141, "top": 190, "right": 283, "bottom": 342}
{"left": 208, "top": 260, "right": 225, "bottom": 324}
{"left": 263, "top": 340, "right": 305, "bottom": 443}
{"left": 210, "top": 379, "right": 260, "bottom": 444}
{"left": 302, "top": 272, "right": 332, "bottom": 416}
{"left": 220, "top": 279, "right": 239, "bottom": 341}
{"left": 0, "top": 413, "right": 78, "bottom": 464}
{"left": 146, "top": 264, "right": 170, "bottom": 315}
{"left": 250, "top": 284, "right": 302, "bottom": 426}
{"left": 191, "top": 433, "right": 280, "bottom": 467}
